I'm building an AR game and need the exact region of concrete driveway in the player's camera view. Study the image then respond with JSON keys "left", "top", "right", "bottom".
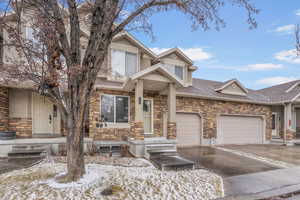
{"left": 223, "top": 144, "right": 300, "bottom": 166}
{"left": 178, "top": 146, "right": 279, "bottom": 177}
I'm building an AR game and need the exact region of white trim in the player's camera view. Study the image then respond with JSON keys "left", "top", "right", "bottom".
{"left": 157, "top": 47, "right": 193, "bottom": 65}
{"left": 100, "top": 94, "right": 130, "bottom": 125}
{"left": 143, "top": 98, "right": 154, "bottom": 135}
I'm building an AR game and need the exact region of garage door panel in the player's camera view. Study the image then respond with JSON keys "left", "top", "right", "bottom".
{"left": 176, "top": 113, "right": 201, "bottom": 146}
{"left": 218, "top": 115, "right": 263, "bottom": 145}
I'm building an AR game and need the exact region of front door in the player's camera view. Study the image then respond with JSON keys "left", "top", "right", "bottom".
{"left": 143, "top": 99, "right": 153, "bottom": 134}
{"left": 32, "top": 93, "right": 54, "bottom": 134}
{"left": 272, "top": 113, "right": 279, "bottom": 137}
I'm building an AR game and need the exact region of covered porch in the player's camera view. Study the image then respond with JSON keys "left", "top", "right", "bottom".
{"left": 123, "top": 64, "right": 185, "bottom": 157}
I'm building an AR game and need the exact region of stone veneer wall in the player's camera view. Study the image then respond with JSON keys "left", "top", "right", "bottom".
{"left": 9, "top": 118, "right": 32, "bottom": 138}
{"left": 89, "top": 89, "right": 272, "bottom": 141}
{"left": 0, "top": 87, "right": 9, "bottom": 131}
{"left": 176, "top": 97, "right": 272, "bottom": 140}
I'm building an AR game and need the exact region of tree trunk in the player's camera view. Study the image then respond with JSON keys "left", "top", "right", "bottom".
{"left": 66, "top": 115, "right": 85, "bottom": 181}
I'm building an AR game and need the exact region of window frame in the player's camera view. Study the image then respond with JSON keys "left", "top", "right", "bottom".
{"left": 174, "top": 65, "right": 184, "bottom": 80}
{"left": 100, "top": 94, "right": 130, "bottom": 124}
{"left": 111, "top": 48, "right": 138, "bottom": 77}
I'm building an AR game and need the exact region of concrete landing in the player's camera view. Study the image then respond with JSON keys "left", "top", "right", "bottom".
{"left": 151, "top": 156, "right": 194, "bottom": 170}
{"left": 223, "top": 167, "right": 300, "bottom": 199}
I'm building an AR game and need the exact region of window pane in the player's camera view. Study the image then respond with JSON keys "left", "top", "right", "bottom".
{"left": 175, "top": 66, "right": 184, "bottom": 80}
{"left": 125, "top": 52, "right": 137, "bottom": 76}
{"left": 164, "top": 64, "right": 175, "bottom": 74}
{"left": 116, "top": 96, "right": 129, "bottom": 123}
{"left": 111, "top": 49, "right": 125, "bottom": 76}
{"left": 101, "top": 95, "right": 115, "bottom": 123}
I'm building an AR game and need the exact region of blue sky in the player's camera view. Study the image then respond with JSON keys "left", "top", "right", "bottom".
{"left": 132, "top": 0, "right": 300, "bottom": 90}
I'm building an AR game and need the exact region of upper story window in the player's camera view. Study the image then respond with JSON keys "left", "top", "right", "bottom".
{"left": 165, "top": 64, "right": 184, "bottom": 80}
{"left": 111, "top": 49, "right": 137, "bottom": 77}
{"left": 101, "top": 94, "right": 129, "bottom": 123}
{"left": 26, "top": 27, "right": 36, "bottom": 42}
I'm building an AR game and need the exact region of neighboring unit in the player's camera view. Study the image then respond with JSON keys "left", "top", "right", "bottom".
{"left": 0, "top": 5, "right": 299, "bottom": 158}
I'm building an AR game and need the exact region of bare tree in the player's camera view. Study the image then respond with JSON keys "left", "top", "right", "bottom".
{"left": 0, "top": 0, "right": 259, "bottom": 182}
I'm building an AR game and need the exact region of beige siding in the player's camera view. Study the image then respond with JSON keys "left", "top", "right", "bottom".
{"left": 9, "top": 89, "right": 31, "bottom": 118}
{"left": 221, "top": 83, "right": 246, "bottom": 96}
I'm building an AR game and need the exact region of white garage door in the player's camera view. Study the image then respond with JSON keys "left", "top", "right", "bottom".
{"left": 176, "top": 113, "right": 201, "bottom": 146}
{"left": 218, "top": 115, "right": 263, "bottom": 145}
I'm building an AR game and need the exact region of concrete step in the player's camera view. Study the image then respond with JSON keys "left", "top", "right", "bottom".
{"left": 151, "top": 156, "right": 194, "bottom": 171}
{"left": 148, "top": 149, "right": 178, "bottom": 158}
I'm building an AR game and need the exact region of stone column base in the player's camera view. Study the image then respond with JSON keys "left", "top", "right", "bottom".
{"left": 167, "top": 122, "right": 176, "bottom": 139}
{"left": 284, "top": 129, "right": 296, "bottom": 146}
{"left": 131, "top": 122, "right": 144, "bottom": 140}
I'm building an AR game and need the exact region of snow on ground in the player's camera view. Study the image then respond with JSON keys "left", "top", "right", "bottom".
{"left": 216, "top": 147, "right": 296, "bottom": 168}
{"left": 0, "top": 158, "right": 224, "bottom": 200}
{"left": 53, "top": 156, "right": 154, "bottom": 168}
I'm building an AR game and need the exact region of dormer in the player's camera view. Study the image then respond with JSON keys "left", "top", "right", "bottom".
{"left": 215, "top": 79, "right": 248, "bottom": 96}
{"left": 156, "top": 48, "right": 196, "bottom": 86}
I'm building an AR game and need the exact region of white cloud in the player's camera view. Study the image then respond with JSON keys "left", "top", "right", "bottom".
{"left": 274, "top": 49, "right": 300, "bottom": 64}
{"left": 150, "top": 47, "right": 213, "bottom": 62}
{"left": 239, "top": 63, "right": 284, "bottom": 71}
{"left": 273, "top": 24, "right": 295, "bottom": 34}
{"left": 296, "top": 9, "right": 300, "bottom": 16}
{"left": 256, "top": 76, "right": 297, "bottom": 86}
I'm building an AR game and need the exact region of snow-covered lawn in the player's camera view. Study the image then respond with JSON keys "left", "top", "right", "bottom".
{"left": 0, "top": 158, "right": 224, "bottom": 200}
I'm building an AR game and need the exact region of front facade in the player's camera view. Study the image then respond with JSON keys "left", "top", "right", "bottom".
{"left": 1, "top": 5, "right": 300, "bottom": 157}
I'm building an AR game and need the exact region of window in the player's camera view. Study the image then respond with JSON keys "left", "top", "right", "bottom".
{"left": 164, "top": 64, "right": 184, "bottom": 80}
{"left": 101, "top": 94, "right": 129, "bottom": 123}
{"left": 175, "top": 66, "right": 184, "bottom": 80}
{"left": 111, "top": 49, "right": 137, "bottom": 77}
{"left": 26, "top": 27, "right": 37, "bottom": 42}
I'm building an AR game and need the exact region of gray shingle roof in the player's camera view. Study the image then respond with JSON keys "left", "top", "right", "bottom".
{"left": 256, "top": 80, "right": 300, "bottom": 103}
{"left": 177, "top": 78, "right": 271, "bottom": 104}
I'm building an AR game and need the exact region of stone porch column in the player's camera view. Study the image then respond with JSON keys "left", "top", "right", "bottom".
{"left": 132, "top": 79, "right": 144, "bottom": 140}
{"left": 167, "top": 83, "right": 176, "bottom": 139}
{"left": 284, "top": 103, "right": 295, "bottom": 144}
{"left": 0, "top": 87, "right": 9, "bottom": 131}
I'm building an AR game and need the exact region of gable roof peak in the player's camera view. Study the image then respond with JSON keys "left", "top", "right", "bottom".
{"left": 215, "top": 78, "right": 248, "bottom": 94}
{"left": 157, "top": 47, "right": 193, "bottom": 65}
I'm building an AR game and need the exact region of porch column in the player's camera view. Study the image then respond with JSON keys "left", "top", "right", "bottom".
{"left": 284, "top": 103, "right": 295, "bottom": 144}
{"left": 167, "top": 83, "right": 176, "bottom": 139}
{"left": 0, "top": 87, "right": 9, "bottom": 131}
{"left": 132, "top": 79, "right": 144, "bottom": 140}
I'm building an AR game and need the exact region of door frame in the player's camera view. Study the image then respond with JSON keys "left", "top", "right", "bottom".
{"left": 143, "top": 98, "right": 154, "bottom": 135}
{"left": 272, "top": 112, "right": 279, "bottom": 138}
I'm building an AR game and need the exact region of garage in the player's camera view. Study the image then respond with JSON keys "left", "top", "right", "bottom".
{"left": 218, "top": 115, "right": 264, "bottom": 145}
{"left": 176, "top": 113, "right": 201, "bottom": 146}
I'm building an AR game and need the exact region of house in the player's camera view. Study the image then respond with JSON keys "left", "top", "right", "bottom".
{"left": 0, "top": 4, "right": 299, "bottom": 157}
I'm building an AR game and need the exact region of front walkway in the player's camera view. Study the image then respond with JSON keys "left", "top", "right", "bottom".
{"left": 223, "top": 144, "right": 300, "bottom": 165}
